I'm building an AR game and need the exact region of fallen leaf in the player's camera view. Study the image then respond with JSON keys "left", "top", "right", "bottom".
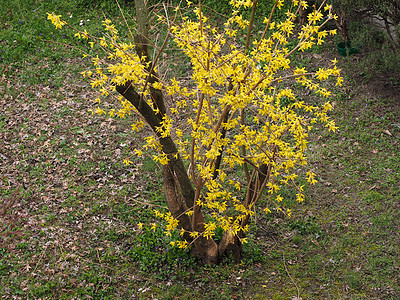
{"left": 383, "top": 129, "right": 392, "bottom": 136}
{"left": 312, "top": 53, "right": 322, "bottom": 59}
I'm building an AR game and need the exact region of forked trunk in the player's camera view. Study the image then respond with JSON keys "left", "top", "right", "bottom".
{"left": 117, "top": 0, "right": 269, "bottom": 265}
{"left": 218, "top": 231, "right": 242, "bottom": 263}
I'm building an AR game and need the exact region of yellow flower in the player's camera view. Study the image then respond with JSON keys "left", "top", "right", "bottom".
{"left": 306, "top": 171, "right": 317, "bottom": 185}
{"left": 203, "top": 222, "right": 216, "bottom": 239}
{"left": 177, "top": 240, "right": 188, "bottom": 249}
{"left": 123, "top": 158, "right": 133, "bottom": 166}
{"left": 152, "top": 81, "right": 163, "bottom": 90}
{"left": 47, "top": 12, "right": 66, "bottom": 29}
{"left": 264, "top": 207, "right": 271, "bottom": 214}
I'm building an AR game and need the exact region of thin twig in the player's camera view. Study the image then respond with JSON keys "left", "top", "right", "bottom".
{"left": 283, "top": 252, "right": 301, "bottom": 299}
{"left": 115, "top": 0, "right": 135, "bottom": 41}
{"left": 127, "top": 197, "right": 167, "bottom": 209}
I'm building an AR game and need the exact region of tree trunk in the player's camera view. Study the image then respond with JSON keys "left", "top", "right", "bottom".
{"left": 218, "top": 231, "right": 242, "bottom": 263}
{"left": 115, "top": 83, "right": 195, "bottom": 225}
{"left": 117, "top": 0, "right": 276, "bottom": 265}
{"left": 334, "top": 10, "right": 349, "bottom": 42}
{"left": 117, "top": 0, "right": 221, "bottom": 264}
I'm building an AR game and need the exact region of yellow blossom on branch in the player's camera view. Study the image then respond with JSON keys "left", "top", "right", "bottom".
{"left": 47, "top": 13, "right": 66, "bottom": 29}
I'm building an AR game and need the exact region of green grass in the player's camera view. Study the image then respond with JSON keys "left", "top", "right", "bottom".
{"left": 1, "top": 0, "right": 400, "bottom": 298}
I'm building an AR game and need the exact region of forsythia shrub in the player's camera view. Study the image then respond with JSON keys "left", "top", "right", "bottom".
{"left": 48, "top": 0, "right": 342, "bottom": 263}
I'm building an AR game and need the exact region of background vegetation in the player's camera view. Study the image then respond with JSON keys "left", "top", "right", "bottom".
{"left": 320, "top": 0, "right": 400, "bottom": 78}
{"left": 1, "top": 0, "right": 399, "bottom": 298}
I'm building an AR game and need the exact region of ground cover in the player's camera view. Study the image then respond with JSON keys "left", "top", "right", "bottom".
{"left": 1, "top": 0, "right": 400, "bottom": 298}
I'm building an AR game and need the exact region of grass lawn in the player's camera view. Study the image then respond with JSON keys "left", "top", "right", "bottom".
{"left": 1, "top": 0, "right": 399, "bottom": 298}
